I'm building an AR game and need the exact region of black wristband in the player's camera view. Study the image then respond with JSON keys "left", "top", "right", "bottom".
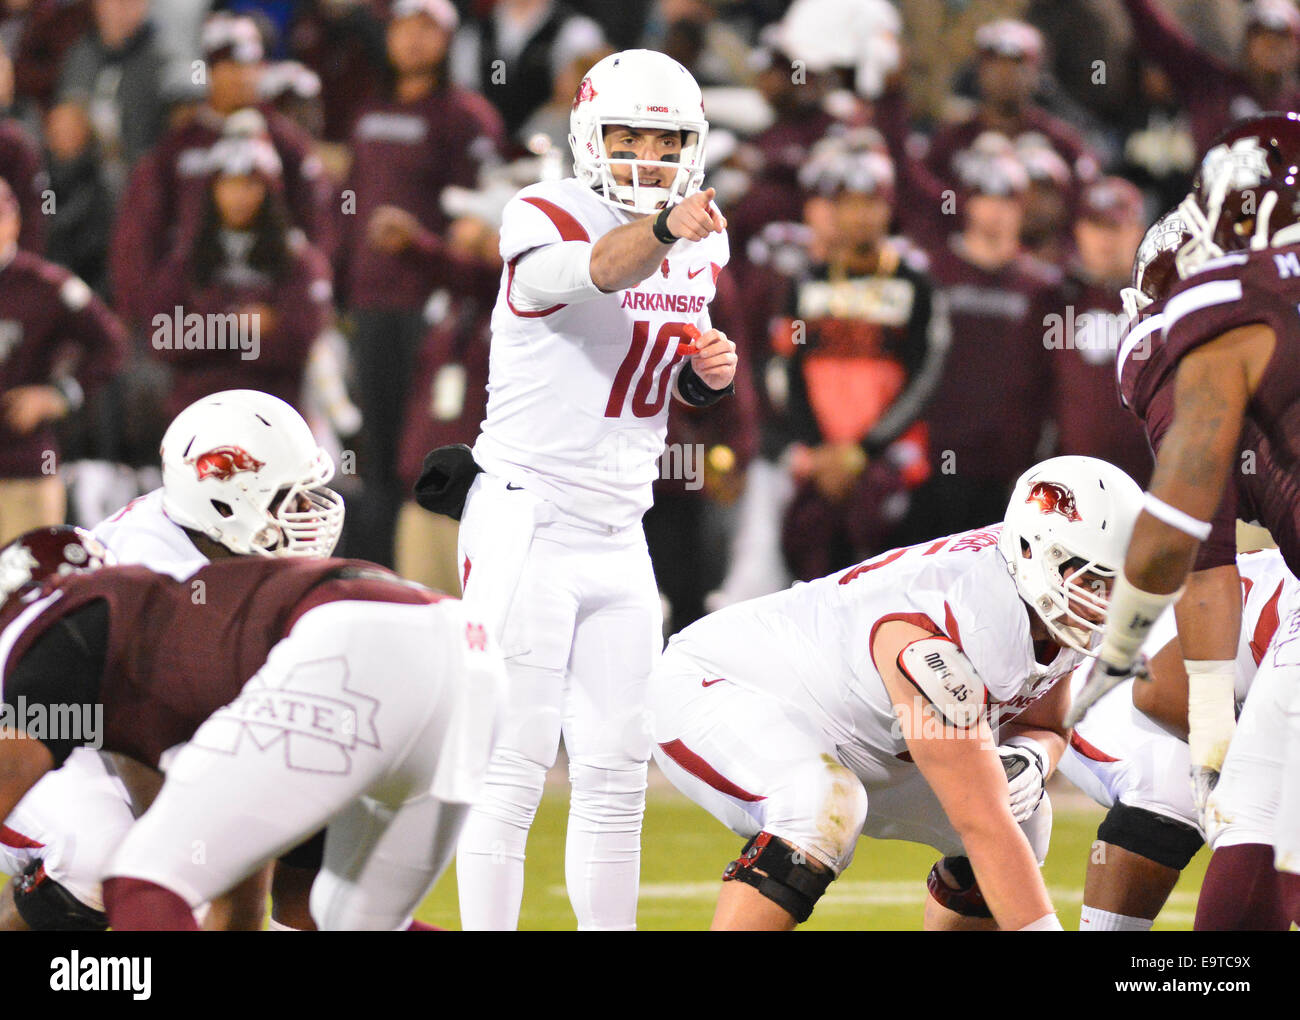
{"left": 676, "top": 360, "right": 734, "bottom": 407}
{"left": 653, "top": 207, "right": 679, "bottom": 245}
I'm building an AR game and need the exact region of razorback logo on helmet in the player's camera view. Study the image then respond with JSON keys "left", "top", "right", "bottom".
{"left": 189, "top": 446, "right": 266, "bottom": 481}
{"left": 572, "top": 76, "right": 597, "bottom": 111}
{"left": 1027, "top": 481, "right": 1081, "bottom": 522}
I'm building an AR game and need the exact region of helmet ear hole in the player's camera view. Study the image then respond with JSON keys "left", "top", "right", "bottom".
{"left": 211, "top": 499, "right": 234, "bottom": 519}
{"left": 1020, "top": 537, "right": 1031, "bottom": 559}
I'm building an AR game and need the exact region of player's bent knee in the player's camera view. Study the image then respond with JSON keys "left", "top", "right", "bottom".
{"left": 12, "top": 861, "right": 108, "bottom": 932}
{"left": 926, "top": 856, "right": 992, "bottom": 919}
{"left": 1099, "top": 802, "right": 1203, "bottom": 870}
{"left": 721, "top": 832, "right": 835, "bottom": 923}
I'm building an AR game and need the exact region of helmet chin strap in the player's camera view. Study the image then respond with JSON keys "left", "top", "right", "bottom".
{"left": 1119, "top": 286, "right": 1149, "bottom": 321}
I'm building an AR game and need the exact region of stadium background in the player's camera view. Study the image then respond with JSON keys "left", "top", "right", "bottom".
{"left": 0, "top": 0, "right": 1274, "bottom": 928}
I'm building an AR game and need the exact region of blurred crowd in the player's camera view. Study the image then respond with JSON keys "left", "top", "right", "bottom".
{"left": 0, "top": 0, "right": 1293, "bottom": 633}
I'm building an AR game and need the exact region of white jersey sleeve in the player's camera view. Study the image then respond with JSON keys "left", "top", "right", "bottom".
{"left": 510, "top": 241, "right": 602, "bottom": 309}
{"left": 90, "top": 489, "right": 210, "bottom": 580}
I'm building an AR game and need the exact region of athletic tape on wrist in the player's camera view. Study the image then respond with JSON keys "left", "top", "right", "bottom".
{"left": 1097, "top": 573, "right": 1180, "bottom": 669}
{"left": 1185, "top": 659, "right": 1237, "bottom": 771}
{"left": 1142, "top": 493, "right": 1212, "bottom": 541}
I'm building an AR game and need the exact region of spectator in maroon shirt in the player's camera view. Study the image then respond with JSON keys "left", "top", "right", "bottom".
{"left": 1017, "top": 134, "right": 1075, "bottom": 265}
{"left": 1048, "top": 175, "right": 1153, "bottom": 487}
{"left": 726, "top": 42, "right": 843, "bottom": 258}
{"left": 145, "top": 135, "right": 333, "bottom": 421}
{"left": 339, "top": 0, "right": 504, "bottom": 567}
{"left": 1122, "top": 0, "right": 1300, "bottom": 155}
{"left": 0, "top": 176, "right": 126, "bottom": 541}
{"left": 898, "top": 148, "right": 1062, "bottom": 544}
{"left": 109, "top": 12, "right": 336, "bottom": 332}
{"left": 287, "top": 0, "right": 388, "bottom": 144}
{"left": 4, "top": 0, "right": 91, "bottom": 114}
{"left": 0, "top": 42, "right": 45, "bottom": 253}
{"left": 0, "top": 115, "right": 43, "bottom": 253}
{"left": 905, "top": 18, "right": 1099, "bottom": 239}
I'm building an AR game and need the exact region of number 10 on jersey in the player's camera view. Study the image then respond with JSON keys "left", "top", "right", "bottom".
{"left": 604, "top": 320, "right": 693, "bottom": 418}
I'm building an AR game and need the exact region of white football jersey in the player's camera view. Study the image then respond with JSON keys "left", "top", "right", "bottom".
{"left": 91, "top": 488, "right": 209, "bottom": 579}
{"left": 473, "top": 177, "right": 730, "bottom": 529}
{"left": 667, "top": 524, "right": 1082, "bottom": 759}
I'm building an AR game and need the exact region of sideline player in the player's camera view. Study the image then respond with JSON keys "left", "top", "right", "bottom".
{"left": 448, "top": 49, "right": 737, "bottom": 930}
{"left": 0, "top": 527, "right": 505, "bottom": 930}
{"left": 0, "top": 390, "right": 344, "bottom": 930}
{"left": 649, "top": 456, "right": 1141, "bottom": 930}
{"left": 1073, "top": 112, "right": 1300, "bottom": 903}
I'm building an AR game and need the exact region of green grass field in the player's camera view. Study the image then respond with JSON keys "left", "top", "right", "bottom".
{"left": 415, "top": 779, "right": 1212, "bottom": 930}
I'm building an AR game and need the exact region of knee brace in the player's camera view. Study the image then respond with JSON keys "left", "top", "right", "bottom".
{"left": 12, "top": 860, "right": 108, "bottom": 932}
{"left": 926, "top": 855, "right": 992, "bottom": 919}
{"left": 1098, "top": 802, "right": 1204, "bottom": 870}
{"left": 721, "top": 832, "right": 834, "bottom": 924}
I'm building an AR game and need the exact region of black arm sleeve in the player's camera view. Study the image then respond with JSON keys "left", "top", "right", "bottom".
{"left": 2, "top": 600, "right": 108, "bottom": 766}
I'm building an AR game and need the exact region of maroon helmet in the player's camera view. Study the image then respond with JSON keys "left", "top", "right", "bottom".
{"left": 1121, "top": 207, "right": 1194, "bottom": 318}
{"left": 0, "top": 526, "right": 115, "bottom": 605}
{"left": 1177, "top": 111, "right": 1300, "bottom": 275}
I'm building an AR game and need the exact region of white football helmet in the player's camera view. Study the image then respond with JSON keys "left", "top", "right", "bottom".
{"left": 569, "top": 49, "right": 708, "bottom": 215}
{"left": 999, "top": 456, "right": 1143, "bottom": 654}
{"left": 160, "top": 390, "right": 344, "bottom": 557}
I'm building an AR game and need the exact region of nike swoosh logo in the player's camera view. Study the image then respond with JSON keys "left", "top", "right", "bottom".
{"left": 687, "top": 266, "right": 707, "bottom": 279}
{"left": 506, "top": 482, "right": 524, "bottom": 490}
{"left": 701, "top": 677, "right": 726, "bottom": 687}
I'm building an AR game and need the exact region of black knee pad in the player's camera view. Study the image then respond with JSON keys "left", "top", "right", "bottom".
{"left": 926, "top": 855, "right": 992, "bottom": 919}
{"left": 1097, "top": 802, "right": 1203, "bottom": 870}
{"left": 12, "top": 861, "right": 108, "bottom": 932}
{"left": 722, "top": 831, "right": 833, "bottom": 924}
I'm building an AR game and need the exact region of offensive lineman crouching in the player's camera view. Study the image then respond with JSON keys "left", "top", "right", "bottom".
{"left": 0, "top": 530, "right": 506, "bottom": 930}
{"left": 649, "top": 456, "right": 1143, "bottom": 929}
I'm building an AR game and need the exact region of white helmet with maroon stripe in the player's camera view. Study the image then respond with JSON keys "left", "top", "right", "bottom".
{"left": 999, "top": 456, "right": 1143, "bottom": 654}
{"left": 569, "top": 49, "right": 708, "bottom": 215}
{"left": 160, "top": 390, "right": 344, "bottom": 557}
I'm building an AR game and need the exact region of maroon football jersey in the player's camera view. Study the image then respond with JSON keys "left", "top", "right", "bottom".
{"left": 1118, "top": 297, "right": 1242, "bottom": 570}
{"left": 1144, "top": 247, "right": 1300, "bottom": 571}
{"left": 0, "top": 558, "right": 440, "bottom": 769}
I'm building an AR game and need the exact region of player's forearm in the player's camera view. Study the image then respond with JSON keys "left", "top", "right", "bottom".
{"left": 588, "top": 215, "right": 669, "bottom": 292}
{"left": 1124, "top": 353, "right": 1247, "bottom": 594}
{"left": 1176, "top": 565, "right": 1241, "bottom": 661}
{"left": 961, "top": 823, "right": 1055, "bottom": 929}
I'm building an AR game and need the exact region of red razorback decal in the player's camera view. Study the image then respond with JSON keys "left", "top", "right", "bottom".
{"left": 1026, "top": 481, "right": 1081, "bottom": 522}
{"left": 573, "top": 76, "right": 598, "bottom": 110}
{"left": 190, "top": 446, "right": 265, "bottom": 481}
